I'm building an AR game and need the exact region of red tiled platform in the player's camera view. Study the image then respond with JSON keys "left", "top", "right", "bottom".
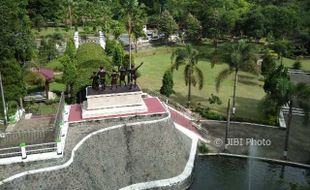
{"left": 68, "top": 96, "right": 201, "bottom": 137}
{"left": 68, "top": 97, "right": 166, "bottom": 123}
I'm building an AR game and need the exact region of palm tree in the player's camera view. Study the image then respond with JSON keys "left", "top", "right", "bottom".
{"left": 282, "top": 82, "right": 310, "bottom": 159}
{"left": 122, "top": 0, "right": 139, "bottom": 69}
{"left": 171, "top": 44, "right": 204, "bottom": 108}
{"left": 211, "top": 39, "right": 258, "bottom": 114}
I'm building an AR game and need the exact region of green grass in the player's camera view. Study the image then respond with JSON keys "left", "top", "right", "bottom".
{"left": 32, "top": 102, "right": 57, "bottom": 115}
{"left": 45, "top": 57, "right": 63, "bottom": 71}
{"left": 136, "top": 49, "right": 266, "bottom": 122}
{"left": 50, "top": 82, "right": 65, "bottom": 93}
{"left": 32, "top": 27, "right": 75, "bottom": 39}
{"left": 278, "top": 57, "right": 310, "bottom": 71}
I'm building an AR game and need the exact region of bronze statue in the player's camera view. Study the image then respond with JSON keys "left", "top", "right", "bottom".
{"left": 128, "top": 62, "right": 144, "bottom": 88}
{"left": 90, "top": 71, "right": 99, "bottom": 90}
{"left": 110, "top": 69, "right": 119, "bottom": 90}
{"left": 98, "top": 66, "right": 106, "bottom": 90}
{"left": 119, "top": 65, "right": 127, "bottom": 86}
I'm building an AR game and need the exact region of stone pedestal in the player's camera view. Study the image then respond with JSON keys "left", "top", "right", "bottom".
{"left": 82, "top": 86, "right": 147, "bottom": 119}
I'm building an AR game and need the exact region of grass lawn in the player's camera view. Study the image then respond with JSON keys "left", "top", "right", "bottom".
{"left": 278, "top": 57, "right": 310, "bottom": 71}
{"left": 36, "top": 103, "right": 57, "bottom": 115}
{"left": 136, "top": 48, "right": 267, "bottom": 122}
{"left": 45, "top": 57, "right": 64, "bottom": 71}
{"left": 32, "top": 27, "right": 75, "bottom": 39}
{"left": 50, "top": 82, "right": 65, "bottom": 94}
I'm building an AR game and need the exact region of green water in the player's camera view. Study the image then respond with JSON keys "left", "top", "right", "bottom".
{"left": 189, "top": 156, "right": 310, "bottom": 190}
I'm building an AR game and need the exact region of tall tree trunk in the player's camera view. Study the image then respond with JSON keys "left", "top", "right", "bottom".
{"left": 128, "top": 15, "right": 132, "bottom": 84}
{"left": 187, "top": 66, "right": 192, "bottom": 108}
{"left": 225, "top": 98, "right": 231, "bottom": 150}
{"left": 68, "top": 5, "right": 72, "bottom": 28}
{"left": 213, "top": 38, "right": 218, "bottom": 48}
{"left": 66, "top": 84, "right": 69, "bottom": 97}
{"left": 135, "top": 39, "right": 138, "bottom": 53}
{"left": 232, "top": 69, "right": 238, "bottom": 114}
{"left": 284, "top": 99, "right": 293, "bottom": 159}
{"left": 45, "top": 80, "right": 49, "bottom": 100}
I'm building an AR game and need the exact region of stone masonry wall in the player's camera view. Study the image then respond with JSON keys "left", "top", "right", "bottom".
{"left": 2, "top": 118, "right": 192, "bottom": 190}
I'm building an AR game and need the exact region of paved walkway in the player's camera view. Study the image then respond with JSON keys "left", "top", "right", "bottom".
{"left": 68, "top": 96, "right": 201, "bottom": 137}
{"left": 169, "top": 108, "right": 200, "bottom": 136}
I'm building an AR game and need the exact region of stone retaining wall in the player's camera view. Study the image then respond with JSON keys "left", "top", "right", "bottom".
{"left": 2, "top": 118, "right": 193, "bottom": 189}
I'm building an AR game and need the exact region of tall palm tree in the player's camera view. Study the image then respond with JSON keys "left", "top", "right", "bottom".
{"left": 282, "top": 82, "right": 310, "bottom": 159}
{"left": 122, "top": 0, "right": 139, "bottom": 69}
{"left": 171, "top": 44, "right": 204, "bottom": 108}
{"left": 211, "top": 39, "right": 258, "bottom": 114}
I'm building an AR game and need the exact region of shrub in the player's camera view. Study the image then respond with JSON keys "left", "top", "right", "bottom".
{"left": 24, "top": 72, "right": 45, "bottom": 86}
{"left": 76, "top": 43, "right": 111, "bottom": 71}
{"left": 198, "top": 143, "right": 209, "bottom": 153}
{"left": 195, "top": 106, "right": 223, "bottom": 120}
{"left": 160, "top": 70, "right": 174, "bottom": 97}
{"left": 293, "top": 60, "right": 302, "bottom": 70}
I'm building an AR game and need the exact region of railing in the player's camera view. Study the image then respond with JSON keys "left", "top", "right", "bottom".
{"left": 0, "top": 146, "right": 21, "bottom": 159}
{"left": 142, "top": 89, "right": 207, "bottom": 136}
{"left": 53, "top": 92, "right": 65, "bottom": 141}
{"left": 0, "top": 92, "right": 65, "bottom": 161}
{"left": 26, "top": 142, "right": 57, "bottom": 156}
{"left": 0, "top": 142, "right": 57, "bottom": 159}
{"left": 0, "top": 128, "right": 55, "bottom": 148}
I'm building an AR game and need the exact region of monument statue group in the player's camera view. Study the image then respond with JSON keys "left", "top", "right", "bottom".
{"left": 90, "top": 62, "right": 144, "bottom": 91}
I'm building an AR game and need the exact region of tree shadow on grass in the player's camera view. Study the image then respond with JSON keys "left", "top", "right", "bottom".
{"left": 234, "top": 96, "right": 265, "bottom": 122}
{"left": 238, "top": 78, "right": 262, "bottom": 87}
{"left": 238, "top": 74, "right": 256, "bottom": 80}
{"left": 171, "top": 92, "right": 210, "bottom": 106}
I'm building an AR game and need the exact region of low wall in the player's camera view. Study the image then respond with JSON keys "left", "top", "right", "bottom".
{"left": 1, "top": 118, "right": 193, "bottom": 189}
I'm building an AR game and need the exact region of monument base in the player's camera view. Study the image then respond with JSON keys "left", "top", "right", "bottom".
{"left": 82, "top": 86, "right": 147, "bottom": 119}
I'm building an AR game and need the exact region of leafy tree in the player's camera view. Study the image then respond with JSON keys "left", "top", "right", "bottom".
{"left": 158, "top": 10, "right": 178, "bottom": 43}
{"left": 171, "top": 44, "right": 204, "bottom": 107}
{"left": 123, "top": 54, "right": 134, "bottom": 68}
{"left": 211, "top": 40, "right": 258, "bottom": 114}
{"left": 255, "top": 6, "right": 298, "bottom": 39}
{"left": 105, "top": 39, "right": 117, "bottom": 56}
{"left": 184, "top": 13, "right": 202, "bottom": 43}
{"left": 32, "top": 15, "right": 45, "bottom": 31}
{"left": 111, "top": 20, "right": 125, "bottom": 40}
{"left": 62, "top": 55, "right": 77, "bottom": 99}
{"left": 269, "top": 40, "right": 291, "bottom": 64}
{"left": 239, "top": 7, "right": 266, "bottom": 40}
{"left": 261, "top": 53, "right": 276, "bottom": 76}
{"left": 263, "top": 64, "right": 290, "bottom": 117}
{"left": 27, "top": 0, "right": 63, "bottom": 24}
{"left": 39, "top": 39, "right": 58, "bottom": 63}
{"left": 160, "top": 70, "right": 174, "bottom": 97}
{"left": 196, "top": 0, "right": 249, "bottom": 47}
{"left": 265, "top": 73, "right": 310, "bottom": 158}
{"left": 112, "top": 43, "right": 124, "bottom": 69}
{"left": 0, "top": 59, "right": 26, "bottom": 102}
{"left": 64, "top": 38, "right": 76, "bottom": 59}
{"left": 0, "top": 0, "right": 33, "bottom": 63}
